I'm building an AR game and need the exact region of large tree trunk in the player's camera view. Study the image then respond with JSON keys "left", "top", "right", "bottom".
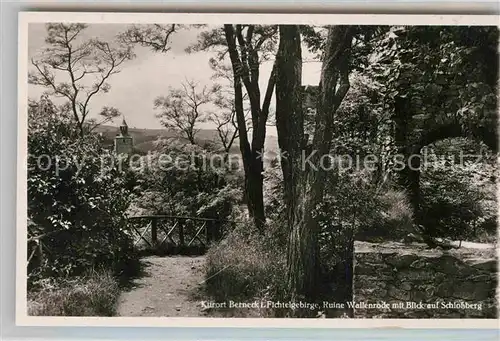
{"left": 276, "top": 25, "right": 353, "bottom": 312}
{"left": 275, "top": 25, "right": 305, "bottom": 231}
{"left": 224, "top": 24, "right": 269, "bottom": 233}
{"left": 245, "top": 156, "right": 266, "bottom": 231}
{"left": 276, "top": 25, "right": 317, "bottom": 306}
{"left": 229, "top": 61, "right": 265, "bottom": 232}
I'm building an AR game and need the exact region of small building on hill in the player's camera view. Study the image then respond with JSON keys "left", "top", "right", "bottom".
{"left": 114, "top": 118, "right": 133, "bottom": 155}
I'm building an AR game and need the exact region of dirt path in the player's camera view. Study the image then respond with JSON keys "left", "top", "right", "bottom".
{"left": 117, "top": 255, "right": 206, "bottom": 317}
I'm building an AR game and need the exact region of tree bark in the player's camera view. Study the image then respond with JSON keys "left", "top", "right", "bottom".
{"left": 276, "top": 25, "right": 354, "bottom": 312}
{"left": 275, "top": 25, "right": 304, "bottom": 228}
{"left": 224, "top": 24, "right": 268, "bottom": 232}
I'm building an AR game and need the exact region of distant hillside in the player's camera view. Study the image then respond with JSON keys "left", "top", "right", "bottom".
{"left": 95, "top": 125, "right": 178, "bottom": 153}
{"left": 95, "top": 125, "right": 279, "bottom": 155}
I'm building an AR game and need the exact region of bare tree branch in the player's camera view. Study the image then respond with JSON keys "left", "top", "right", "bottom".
{"left": 29, "top": 23, "right": 134, "bottom": 136}
{"left": 154, "top": 79, "right": 216, "bottom": 144}
{"left": 118, "top": 24, "right": 178, "bottom": 52}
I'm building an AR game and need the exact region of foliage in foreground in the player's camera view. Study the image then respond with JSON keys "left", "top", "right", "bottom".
{"left": 204, "top": 164, "right": 417, "bottom": 316}
{"left": 129, "top": 138, "right": 241, "bottom": 219}
{"left": 126, "top": 138, "right": 242, "bottom": 251}
{"left": 420, "top": 138, "right": 497, "bottom": 241}
{"left": 204, "top": 215, "right": 287, "bottom": 311}
{"left": 28, "top": 96, "right": 140, "bottom": 285}
{"left": 28, "top": 270, "right": 120, "bottom": 316}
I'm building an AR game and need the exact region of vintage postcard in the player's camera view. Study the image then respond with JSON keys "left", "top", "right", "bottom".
{"left": 17, "top": 12, "right": 499, "bottom": 328}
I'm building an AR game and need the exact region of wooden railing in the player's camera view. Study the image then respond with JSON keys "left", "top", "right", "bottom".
{"left": 27, "top": 215, "right": 229, "bottom": 270}
{"left": 127, "top": 215, "right": 226, "bottom": 251}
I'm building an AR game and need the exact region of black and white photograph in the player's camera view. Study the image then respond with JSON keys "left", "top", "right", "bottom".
{"left": 19, "top": 12, "right": 498, "bottom": 325}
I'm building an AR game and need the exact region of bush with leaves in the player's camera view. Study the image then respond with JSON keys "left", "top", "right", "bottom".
{"left": 420, "top": 139, "right": 496, "bottom": 242}
{"left": 313, "top": 170, "right": 375, "bottom": 298}
{"left": 203, "top": 159, "right": 291, "bottom": 315}
{"left": 28, "top": 96, "right": 139, "bottom": 285}
{"left": 261, "top": 158, "right": 289, "bottom": 247}
{"left": 204, "top": 213, "right": 288, "bottom": 318}
{"left": 205, "top": 221, "right": 286, "bottom": 301}
{"left": 129, "top": 138, "right": 242, "bottom": 242}
{"left": 28, "top": 270, "right": 120, "bottom": 316}
{"left": 374, "top": 189, "right": 414, "bottom": 239}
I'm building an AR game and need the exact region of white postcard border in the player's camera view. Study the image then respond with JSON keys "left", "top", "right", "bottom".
{"left": 17, "top": 11, "right": 500, "bottom": 328}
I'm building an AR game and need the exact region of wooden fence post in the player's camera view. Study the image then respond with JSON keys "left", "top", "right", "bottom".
{"left": 216, "top": 220, "right": 222, "bottom": 241}
{"left": 178, "top": 220, "right": 185, "bottom": 248}
{"left": 151, "top": 218, "right": 158, "bottom": 247}
{"left": 205, "top": 220, "right": 210, "bottom": 245}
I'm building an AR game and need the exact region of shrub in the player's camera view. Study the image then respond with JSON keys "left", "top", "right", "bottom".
{"left": 317, "top": 171, "right": 380, "bottom": 265}
{"left": 369, "top": 189, "right": 414, "bottom": 241}
{"left": 28, "top": 270, "right": 119, "bottom": 316}
{"left": 131, "top": 139, "right": 239, "bottom": 221}
{"left": 420, "top": 157, "right": 491, "bottom": 241}
{"left": 27, "top": 96, "right": 139, "bottom": 284}
{"left": 315, "top": 170, "right": 415, "bottom": 307}
{"left": 204, "top": 218, "right": 287, "bottom": 310}
{"left": 202, "top": 161, "right": 288, "bottom": 312}
{"left": 262, "top": 159, "right": 288, "bottom": 247}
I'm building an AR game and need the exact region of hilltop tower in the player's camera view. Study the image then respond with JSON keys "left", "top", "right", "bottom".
{"left": 114, "top": 117, "right": 133, "bottom": 155}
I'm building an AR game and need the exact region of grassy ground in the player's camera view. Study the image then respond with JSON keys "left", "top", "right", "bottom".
{"left": 28, "top": 270, "right": 120, "bottom": 316}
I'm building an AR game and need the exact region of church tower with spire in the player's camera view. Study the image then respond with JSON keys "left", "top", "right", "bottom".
{"left": 114, "top": 117, "right": 133, "bottom": 155}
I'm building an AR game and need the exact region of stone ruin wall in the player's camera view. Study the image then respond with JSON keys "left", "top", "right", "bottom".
{"left": 353, "top": 241, "right": 498, "bottom": 318}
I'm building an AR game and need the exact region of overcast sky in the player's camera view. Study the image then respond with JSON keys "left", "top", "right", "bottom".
{"left": 28, "top": 23, "right": 322, "bottom": 134}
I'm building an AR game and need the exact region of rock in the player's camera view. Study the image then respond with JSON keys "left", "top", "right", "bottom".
{"left": 436, "top": 281, "right": 455, "bottom": 297}
{"left": 353, "top": 241, "right": 497, "bottom": 318}
{"left": 175, "top": 305, "right": 182, "bottom": 311}
{"left": 410, "top": 285, "right": 434, "bottom": 302}
{"left": 387, "top": 285, "right": 411, "bottom": 301}
{"left": 359, "top": 286, "right": 387, "bottom": 298}
{"left": 386, "top": 254, "right": 419, "bottom": 268}
{"left": 453, "top": 281, "right": 492, "bottom": 301}
{"left": 469, "top": 259, "right": 497, "bottom": 272}
{"left": 470, "top": 274, "right": 493, "bottom": 282}
{"left": 403, "top": 233, "right": 424, "bottom": 243}
{"left": 398, "top": 269, "right": 435, "bottom": 281}
{"left": 437, "top": 255, "right": 465, "bottom": 274}
{"left": 410, "top": 259, "right": 428, "bottom": 269}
